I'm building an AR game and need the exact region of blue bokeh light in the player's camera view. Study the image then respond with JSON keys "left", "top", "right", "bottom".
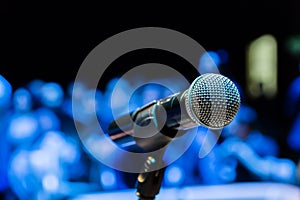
{"left": 40, "top": 82, "right": 64, "bottom": 108}
{"left": 198, "top": 51, "right": 220, "bottom": 74}
{"left": 35, "top": 107, "right": 61, "bottom": 132}
{"left": 129, "top": 83, "right": 171, "bottom": 112}
{"left": 100, "top": 169, "right": 117, "bottom": 190}
{"left": 246, "top": 131, "right": 279, "bottom": 157}
{"left": 100, "top": 78, "right": 132, "bottom": 125}
{"left": 13, "top": 87, "right": 32, "bottom": 112}
{"left": 164, "top": 165, "right": 185, "bottom": 187}
{"left": 27, "top": 79, "right": 45, "bottom": 100}
{"left": 0, "top": 74, "right": 12, "bottom": 109}
{"left": 7, "top": 113, "right": 39, "bottom": 145}
{"left": 0, "top": 70, "right": 299, "bottom": 199}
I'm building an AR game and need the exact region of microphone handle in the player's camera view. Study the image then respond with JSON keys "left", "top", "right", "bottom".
{"left": 107, "top": 91, "right": 196, "bottom": 152}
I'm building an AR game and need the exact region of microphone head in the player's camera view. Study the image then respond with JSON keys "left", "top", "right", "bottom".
{"left": 185, "top": 73, "right": 241, "bottom": 129}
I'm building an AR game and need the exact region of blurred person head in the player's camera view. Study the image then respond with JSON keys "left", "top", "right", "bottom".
{"left": 13, "top": 88, "right": 32, "bottom": 113}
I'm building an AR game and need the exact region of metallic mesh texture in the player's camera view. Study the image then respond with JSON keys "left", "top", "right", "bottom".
{"left": 185, "top": 73, "right": 240, "bottom": 129}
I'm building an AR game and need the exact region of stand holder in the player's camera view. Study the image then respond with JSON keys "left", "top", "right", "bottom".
{"left": 135, "top": 156, "right": 166, "bottom": 200}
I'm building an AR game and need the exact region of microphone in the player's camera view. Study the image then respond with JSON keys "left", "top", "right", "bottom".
{"left": 107, "top": 73, "right": 241, "bottom": 153}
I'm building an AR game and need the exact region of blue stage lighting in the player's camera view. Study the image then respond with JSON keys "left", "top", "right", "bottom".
{"left": 0, "top": 75, "right": 12, "bottom": 192}
{"left": 0, "top": 74, "right": 12, "bottom": 109}
{"left": 140, "top": 83, "right": 170, "bottom": 105}
{"left": 42, "top": 173, "right": 59, "bottom": 193}
{"left": 40, "top": 82, "right": 64, "bottom": 108}
{"left": 246, "top": 131, "right": 279, "bottom": 157}
{"left": 8, "top": 149, "right": 34, "bottom": 199}
{"left": 35, "top": 107, "right": 61, "bottom": 132}
{"left": 7, "top": 113, "right": 39, "bottom": 144}
{"left": 198, "top": 51, "right": 220, "bottom": 74}
{"left": 219, "top": 137, "right": 297, "bottom": 184}
{"left": 71, "top": 87, "right": 104, "bottom": 125}
{"left": 27, "top": 79, "right": 45, "bottom": 99}
{"left": 37, "top": 130, "right": 81, "bottom": 168}
{"left": 128, "top": 83, "right": 171, "bottom": 112}
{"left": 164, "top": 165, "right": 185, "bottom": 187}
{"left": 13, "top": 88, "right": 32, "bottom": 112}
{"left": 101, "top": 78, "right": 132, "bottom": 124}
{"left": 216, "top": 157, "right": 237, "bottom": 183}
{"left": 164, "top": 165, "right": 185, "bottom": 186}
{"left": 198, "top": 147, "right": 229, "bottom": 185}
{"left": 100, "top": 169, "right": 117, "bottom": 190}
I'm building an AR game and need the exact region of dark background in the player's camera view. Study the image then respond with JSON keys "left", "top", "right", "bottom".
{"left": 1, "top": 1, "right": 300, "bottom": 159}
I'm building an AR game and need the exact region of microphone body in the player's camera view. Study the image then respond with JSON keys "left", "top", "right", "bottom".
{"left": 108, "top": 90, "right": 195, "bottom": 152}
{"left": 107, "top": 73, "right": 241, "bottom": 153}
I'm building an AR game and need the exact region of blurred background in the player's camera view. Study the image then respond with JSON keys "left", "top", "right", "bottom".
{"left": 1, "top": 1, "right": 300, "bottom": 199}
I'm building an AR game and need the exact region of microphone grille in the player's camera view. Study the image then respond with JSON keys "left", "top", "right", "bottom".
{"left": 185, "top": 73, "right": 241, "bottom": 129}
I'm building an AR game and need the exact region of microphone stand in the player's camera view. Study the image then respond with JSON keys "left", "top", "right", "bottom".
{"left": 136, "top": 155, "right": 166, "bottom": 200}
{"left": 134, "top": 125, "right": 174, "bottom": 200}
{"left": 108, "top": 100, "right": 185, "bottom": 199}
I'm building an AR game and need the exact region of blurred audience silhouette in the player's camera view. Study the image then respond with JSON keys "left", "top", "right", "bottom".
{"left": 0, "top": 70, "right": 299, "bottom": 200}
